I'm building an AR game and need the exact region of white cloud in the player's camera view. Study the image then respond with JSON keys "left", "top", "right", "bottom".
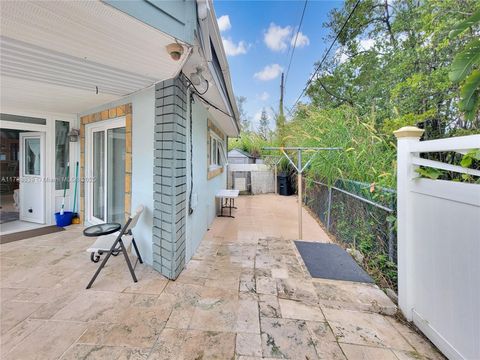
{"left": 291, "top": 31, "right": 310, "bottom": 48}
{"left": 335, "top": 47, "right": 349, "bottom": 64}
{"left": 359, "top": 38, "right": 375, "bottom": 51}
{"left": 264, "top": 23, "right": 292, "bottom": 52}
{"left": 217, "top": 15, "right": 231, "bottom": 32}
{"left": 258, "top": 91, "right": 270, "bottom": 101}
{"left": 222, "top": 37, "right": 247, "bottom": 56}
{"left": 254, "top": 64, "right": 283, "bottom": 81}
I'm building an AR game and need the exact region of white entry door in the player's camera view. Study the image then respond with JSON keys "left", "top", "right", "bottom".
{"left": 86, "top": 117, "right": 126, "bottom": 224}
{"left": 19, "top": 132, "right": 46, "bottom": 223}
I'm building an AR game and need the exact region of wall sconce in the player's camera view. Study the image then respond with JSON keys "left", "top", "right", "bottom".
{"left": 68, "top": 129, "right": 80, "bottom": 142}
{"left": 190, "top": 67, "right": 209, "bottom": 93}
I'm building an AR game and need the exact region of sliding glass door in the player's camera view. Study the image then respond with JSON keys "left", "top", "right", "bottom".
{"left": 86, "top": 118, "right": 125, "bottom": 224}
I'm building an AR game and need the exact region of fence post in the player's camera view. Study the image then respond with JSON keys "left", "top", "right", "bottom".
{"left": 326, "top": 186, "right": 332, "bottom": 231}
{"left": 387, "top": 221, "right": 394, "bottom": 262}
{"left": 394, "top": 126, "right": 424, "bottom": 321}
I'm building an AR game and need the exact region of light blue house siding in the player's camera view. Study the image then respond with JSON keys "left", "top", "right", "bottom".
{"left": 78, "top": 86, "right": 156, "bottom": 265}
{"left": 104, "top": 0, "right": 197, "bottom": 45}
{"left": 185, "top": 98, "right": 226, "bottom": 261}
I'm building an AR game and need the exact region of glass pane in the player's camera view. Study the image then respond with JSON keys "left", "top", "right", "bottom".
{"left": 92, "top": 131, "right": 105, "bottom": 221}
{"left": 55, "top": 121, "right": 70, "bottom": 190}
{"left": 24, "top": 138, "right": 40, "bottom": 175}
{"left": 107, "top": 127, "right": 125, "bottom": 223}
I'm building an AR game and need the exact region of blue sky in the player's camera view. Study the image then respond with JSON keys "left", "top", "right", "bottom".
{"left": 214, "top": 0, "right": 343, "bottom": 130}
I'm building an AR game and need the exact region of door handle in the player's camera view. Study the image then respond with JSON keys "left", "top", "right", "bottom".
{"left": 28, "top": 208, "right": 33, "bottom": 213}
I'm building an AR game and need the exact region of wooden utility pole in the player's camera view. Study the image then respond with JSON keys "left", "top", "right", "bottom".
{"left": 277, "top": 73, "right": 285, "bottom": 131}
{"left": 280, "top": 73, "right": 284, "bottom": 118}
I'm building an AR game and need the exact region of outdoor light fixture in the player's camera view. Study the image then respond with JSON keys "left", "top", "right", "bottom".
{"left": 68, "top": 128, "right": 80, "bottom": 142}
{"left": 190, "top": 66, "right": 209, "bottom": 93}
{"left": 166, "top": 43, "right": 184, "bottom": 61}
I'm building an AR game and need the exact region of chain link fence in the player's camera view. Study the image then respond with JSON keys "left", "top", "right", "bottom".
{"left": 304, "top": 178, "right": 398, "bottom": 290}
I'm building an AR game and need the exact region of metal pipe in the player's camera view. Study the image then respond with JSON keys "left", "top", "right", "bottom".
{"left": 326, "top": 186, "right": 332, "bottom": 231}
{"left": 297, "top": 150, "right": 303, "bottom": 239}
{"left": 312, "top": 180, "right": 394, "bottom": 213}
{"left": 264, "top": 146, "right": 342, "bottom": 151}
{"left": 274, "top": 164, "right": 278, "bottom": 195}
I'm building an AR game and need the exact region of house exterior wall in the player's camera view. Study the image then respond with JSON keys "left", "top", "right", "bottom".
{"left": 152, "top": 77, "right": 188, "bottom": 279}
{"left": 78, "top": 75, "right": 230, "bottom": 277}
{"left": 0, "top": 111, "right": 78, "bottom": 226}
{"left": 186, "top": 96, "right": 227, "bottom": 262}
{"left": 78, "top": 87, "right": 155, "bottom": 265}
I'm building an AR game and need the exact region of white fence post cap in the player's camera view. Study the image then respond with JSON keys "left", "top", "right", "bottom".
{"left": 393, "top": 126, "right": 424, "bottom": 139}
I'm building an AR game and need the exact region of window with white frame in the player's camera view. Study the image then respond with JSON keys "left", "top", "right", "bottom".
{"left": 209, "top": 132, "right": 225, "bottom": 169}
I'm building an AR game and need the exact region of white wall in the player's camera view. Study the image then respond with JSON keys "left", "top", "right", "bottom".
{"left": 228, "top": 163, "right": 275, "bottom": 194}
{"left": 185, "top": 95, "right": 227, "bottom": 261}
{"left": 79, "top": 86, "right": 155, "bottom": 265}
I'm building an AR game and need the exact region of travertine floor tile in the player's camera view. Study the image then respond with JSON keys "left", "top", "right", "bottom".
{"left": 0, "top": 194, "right": 442, "bottom": 360}
{"left": 236, "top": 332, "right": 263, "bottom": 357}
{"left": 313, "top": 279, "right": 397, "bottom": 315}
{"left": 340, "top": 343, "right": 398, "bottom": 359}
{"left": 385, "top": 317, "right": 445, "bottom": 360}
{"left": 1, "top": 318, "right": 45, "bottom": 355}
{"left": 3, "top": 320, "right": 87, "bottom": 360}
{"left": 258, "top": 294, "right": 281, "bottom": 318}
{"left": 0, "top": 300, "right": 43, "bottom": 335}
{"left": 324, "top": 308, "right": 414, "bottom": 351}
{"left": 256, "top": 276, "right": 277, "bottom": 295}
{"left": 276, "top": 278, "right": 319, "bottom": 305}
{"left": 278, "top": 298, "right": 325, "bottom": 321}
{"left": 150, "top": 328, "right": 235, "bottom": 360}
{"left": 236, "top": 298, "right": 260, "bottom": 333}
{"left": 260, "top": 317, "right": 318, "bottom": 359}
{"left": 60, "top": 344, "right": 149, "bottom": 360}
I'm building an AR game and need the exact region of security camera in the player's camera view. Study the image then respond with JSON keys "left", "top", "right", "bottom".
{"left": 166, "top": 43, "right": 184, "bottom": 61}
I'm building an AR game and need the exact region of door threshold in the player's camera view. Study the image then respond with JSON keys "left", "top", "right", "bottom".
{"left": 0, "top": 220, "right": 48, "bottom": 236}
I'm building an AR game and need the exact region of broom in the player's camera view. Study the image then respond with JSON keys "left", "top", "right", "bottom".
{"left": 59, "top": 162, "right": 70, "bottom": 215}
{"left": 72, "top": 161, "right": 80, "bottom": 224}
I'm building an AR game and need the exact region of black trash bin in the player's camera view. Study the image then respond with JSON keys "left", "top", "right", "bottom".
{"left": 277, "top": 173, "right": 292, "bottom": 196}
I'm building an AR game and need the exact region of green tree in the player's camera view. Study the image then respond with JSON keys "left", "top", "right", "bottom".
{"left": 258, "top": 108, "right": 270, "bottom": 140}
{"left": 305, "top": 0, "right": 480, "bottom": 138}
{"left": 449, "top": 8, "right": 480, "bottom": 122}
{"left": 236, "top": 96, "right": 251, "bottom": 132}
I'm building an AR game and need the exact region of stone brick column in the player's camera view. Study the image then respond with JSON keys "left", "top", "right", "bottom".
{"left": 152, "top": 76, "right": 188, "bottom": 279}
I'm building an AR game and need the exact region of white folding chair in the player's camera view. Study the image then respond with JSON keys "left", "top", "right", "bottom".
{"left": 86, "top": 205, "right": 144, "bottom": 289}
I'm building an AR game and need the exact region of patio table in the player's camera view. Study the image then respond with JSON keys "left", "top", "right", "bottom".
{"left": 83, "top": 222, "right": 121, "bottom": 237}
{"left": 216, "top": 189, "right": 239, "bottom": 218}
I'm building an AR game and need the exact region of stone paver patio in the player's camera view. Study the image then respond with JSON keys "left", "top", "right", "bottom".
{"left": 1, "top": 194, "right": 443, "bottom": 359}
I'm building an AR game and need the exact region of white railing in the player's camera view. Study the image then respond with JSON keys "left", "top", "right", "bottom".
{"left": 394, "top": 127, "right": 480, "bottom": 360}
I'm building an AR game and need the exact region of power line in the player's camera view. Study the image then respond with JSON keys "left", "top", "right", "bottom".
{"left": 289, "top": 0, "right": 362, "bottom": 111}
{"left": 284, "top": 0, "right": 308, "bottom": 87}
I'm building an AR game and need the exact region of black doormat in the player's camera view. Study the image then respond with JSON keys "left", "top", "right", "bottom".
{"left": 0, "top": 225, "right": 65, "bottom": 244}
{"left": 295, "top": 241, "right": 373, "bottom": 283}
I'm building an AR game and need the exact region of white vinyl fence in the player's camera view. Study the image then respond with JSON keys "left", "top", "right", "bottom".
{"left": 227, "top": 163, "right": 275, "bottom": 194}
{"left": 395, "top": 127, "right": 480, "bottom": 360}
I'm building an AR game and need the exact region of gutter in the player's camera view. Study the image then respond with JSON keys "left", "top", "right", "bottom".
{"left": 196, "top": 0, "right": 240, "bottom": 135}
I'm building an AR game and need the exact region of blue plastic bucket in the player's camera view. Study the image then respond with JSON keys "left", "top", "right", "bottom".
{"left": 55, "top": 211, "right": 73, "bottom": 227}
